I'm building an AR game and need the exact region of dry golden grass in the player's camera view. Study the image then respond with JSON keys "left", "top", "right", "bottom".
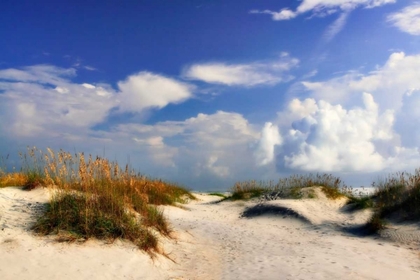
{"left": 0, "top": 172, "right": 27, "bottom": 188}
{"left": 4, "top": 147, "right": 194, "bottom": 255}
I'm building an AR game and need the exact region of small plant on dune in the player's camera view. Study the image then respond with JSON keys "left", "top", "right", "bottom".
{"left": 365, "top": 213, "right": 387, "bottom": 234}
{"left": 19, "top": 147, "right": 47, "bottom": 190}
{"left": 307, "top": 189, "right": 317, "bottom": 199}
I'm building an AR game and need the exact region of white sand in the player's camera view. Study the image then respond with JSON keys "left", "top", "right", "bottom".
{"left": 1, "top": 187, "right": 419, "bottom": 280}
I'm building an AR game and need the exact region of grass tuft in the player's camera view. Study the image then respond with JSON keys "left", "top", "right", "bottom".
{"left": 33, "top": 192, "right": 159, "bottom": 251}
{"left": 346, "top": 196, "right": 374, "bottom": 210}
{"left": 208, "top": 192, "right": 227, "bottom": 198}
{"left": 227, "top": 173, "right": 348, "bottom": 201}
{"left": 365, "top": 170, "right": 420, "bottom": 233}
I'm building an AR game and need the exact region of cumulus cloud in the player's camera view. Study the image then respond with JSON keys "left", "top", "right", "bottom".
{"left": 183, "top": 54, "right": 299, "bottom": 87}
{"left": 117, "top": 71, "right": 194, "bottom": 112}
{"left": 271, "top": 52, "right": 420, "bottom": 175}
{"left": 279, "top": 93, "right": 394, "bottom": 172}
{"left": 388, "top": 3, "right": 420, "bottom": 35}
{"left": 251, "top": 0, "right": 395, "bottom": 20}
{"left": 255, "top": 122, "right": 282, "bottom": 166}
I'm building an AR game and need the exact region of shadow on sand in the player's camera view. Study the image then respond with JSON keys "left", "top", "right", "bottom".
{"left": 240, "top": 204, "right": 311, "bottom": 224}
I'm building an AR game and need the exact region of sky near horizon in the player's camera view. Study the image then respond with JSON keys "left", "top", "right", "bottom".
{"left": 1, "top": 0, "right": 420, "bottom": 190}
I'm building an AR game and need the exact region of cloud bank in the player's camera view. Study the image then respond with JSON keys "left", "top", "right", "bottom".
{"left": 2, "top": 52, "right": 420, "bottom": 189}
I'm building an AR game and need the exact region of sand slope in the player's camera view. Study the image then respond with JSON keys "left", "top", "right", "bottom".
{"left": 1, "top": 187, "right": 420, "bottom": 280}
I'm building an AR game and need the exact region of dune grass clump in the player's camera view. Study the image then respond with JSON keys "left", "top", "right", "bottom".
{"left": 2, "top": 147, "right": 194, "bottom": 254}
{"left": 0, "top": 172, "right": 27, "bottom": 188}
{"left": 365, "top": 170, "right": 420, "bottom": 233}
{"left": 230, "top": 180, "right": 267, "bottom": 200}
{"left": 208, "top": 192, "right": 228, "bottom": 198}
{"left": 228, "top": 173, "right": 348, "bottom": 201}
{"left": 0, "top": 153, "right": 34, "bottom": 188}
{"left": 33, "top": 192, "right": 158, "bottom": 251}
{"left": 346, "top": 195, "right": 374, "bottom": 211}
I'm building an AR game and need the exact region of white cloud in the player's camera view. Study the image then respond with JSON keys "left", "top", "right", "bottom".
{"left": 183, "top": 54, "right": 299, "bottom": 87}
{"left": 388, "top": 3, "right": 420, "bottom": 35}
{"left": 0, "top": 66, "right": 195, "bottom": 138}
{"left": 0, "top": 65, "right": 76, "bottom": 84}
{"left": 271, "top": 52, "right": 420, "bottom": 175}
{"left": 395, "top": 89, "right": 420, "bottom": 148}
{"left": 301, "top": 52, "right": 420, "bottom": 110}
{"left": 114, "top": 111, "right": 260, "bottom": 178}
{"left": 0, "top": 72, "right": 115, "bottom": 138}
{"left": 249, "top": 9, "right": 297, "bottom": 20}
{"left": 251, "top": 0, "right": 395, "bottom": 20}
{"left": 280, "top": 93, "right": 394, "bottom": 172}
{"left": 83, "top": 66, "right": 97, "bottom": 71}
{"left": 117, "top": 71, "right": 194, "bottom": 112}
{"left": 255, "top": 122, "right": 282, "bottom": 166}
{"left": 82, "top": 83, "right": 96, "bottom": 89}
{"left": 133, "top": 136, "right": 178, "bottom": 167}
{"left": 323, "top": 12, "right": 350, "bottom": 42}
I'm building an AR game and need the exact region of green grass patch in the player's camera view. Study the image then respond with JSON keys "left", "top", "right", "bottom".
{"left": 208, "top": 192, "right": 227, "bottom": 198}
{"left": 346, "top": 196, "right": 374, "bottom": 210}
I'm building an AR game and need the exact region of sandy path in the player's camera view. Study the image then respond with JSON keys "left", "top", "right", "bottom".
{"left": 164, "top": 193, "right": 420, "bottom": 280}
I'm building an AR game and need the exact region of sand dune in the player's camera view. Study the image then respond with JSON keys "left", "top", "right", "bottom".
{"left": 1, "top": 187, "right": 419, "bottom": 280}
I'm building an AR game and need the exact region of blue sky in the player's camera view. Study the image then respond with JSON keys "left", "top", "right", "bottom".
{"left": 1, "top": 0, "right": 420, "bottom": 190}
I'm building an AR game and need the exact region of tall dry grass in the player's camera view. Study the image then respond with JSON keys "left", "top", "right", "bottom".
{"left": 2, "top": 147, "right": 194, "bottom": 254}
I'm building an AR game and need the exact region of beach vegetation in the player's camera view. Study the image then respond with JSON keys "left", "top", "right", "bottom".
{"left": 208, "top": 192, "right": 228, "bottom": 198}
{"left": 365, "top": 170, "right": 420, "bottom": 233}
{"left": 227, "top": 173, "right": 348, "bottom": 201}
{"left": 1, "top": 147, "right": 194, "bottom": 255}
